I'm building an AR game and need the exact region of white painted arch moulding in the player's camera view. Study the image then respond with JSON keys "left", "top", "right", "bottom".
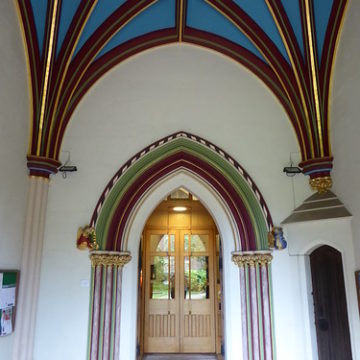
{"left": 119, "top": 170, "right": 243, "bottom": 360}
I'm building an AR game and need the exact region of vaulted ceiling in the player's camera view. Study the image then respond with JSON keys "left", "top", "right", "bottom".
{"left": 16, "top": 0, "right": 348, "bottom": 192}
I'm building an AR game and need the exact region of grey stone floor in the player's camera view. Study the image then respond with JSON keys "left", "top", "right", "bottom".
{"left": 142, "top": 355, "right": 219, "bottom": 360}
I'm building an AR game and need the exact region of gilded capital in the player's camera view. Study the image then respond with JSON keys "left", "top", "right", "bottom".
{"left": 232, "top": 252, "right": 273, "bottom": 268}
{"left": 90, "top": 251, "right": 132, "bottom": 268}
{"left": 309, "top": 176, "right": 332, "bottom": 193}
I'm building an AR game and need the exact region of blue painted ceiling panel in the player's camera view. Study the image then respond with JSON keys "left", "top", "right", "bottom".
{"left": 186, "top": 0, "right": 266, "bottom": 62}
{"left": 313, "top": 0, "right": 334, "bottom": 59}
{"left": 95, "top": 0, "right": 176, "bottom": 59}
{"left": 74, "top": 0, "right": 127, "bottom": 57}
{"left": 30, "top": 0, "right": 48, "bottom": 56}
{"left": 233, "top": 0, "right": 290, "bottom": 63}
{"left": 280, "top": 0, "right": 304, "bottom": 58}
{"left": 56, "top": 0, "right": 82, "bottom": 56}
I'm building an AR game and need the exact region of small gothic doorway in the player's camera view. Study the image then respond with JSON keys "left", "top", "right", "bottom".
{"left": 138, "top": 189, "right": 223, "bottom": 357}
{"left": 310, "top": 245, "right": 352, "bottom": 360}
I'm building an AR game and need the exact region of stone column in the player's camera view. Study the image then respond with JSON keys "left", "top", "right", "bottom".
{"left": 12, "top": 176, "right": 50, "bottom": 360}
{"left": 88, "top": 251, "right": 132, "bottom": 360}
{"left": 232, "top": 252, "right": 275, "bottom": 360}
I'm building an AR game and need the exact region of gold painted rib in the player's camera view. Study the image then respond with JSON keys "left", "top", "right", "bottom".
{"left": 37, "top": 0, "right": 59, "bottom": 155}
{"left": 265, "top": 0, "right": 314, "bottom": 158}
{"left": 304, "top": 0, "right": 323, "bottom": 157}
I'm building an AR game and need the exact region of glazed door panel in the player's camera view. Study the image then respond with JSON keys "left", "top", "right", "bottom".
{"left": 180, "top": 231, "right": 215, "bottom": 353}
{"left": 144, "top": 232, "right": 179, "bottom": 352}
{"left": 144, "top": 230, "right": 215, "bottom": 353}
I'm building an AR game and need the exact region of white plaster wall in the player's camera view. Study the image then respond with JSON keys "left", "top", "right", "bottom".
{"left": 33, "top": 44, "right": 316, "bottom": 359}
{"left": 283, "top": 218, "right": 360, "bottom": 360}
{"left": 332, "top": 0, "right": 360, "bottom": 267}
{"left": 0, "top": 1, "right": 28, "bottom": 357}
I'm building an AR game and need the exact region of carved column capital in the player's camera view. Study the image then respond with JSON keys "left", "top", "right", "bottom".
{"left": 232, "top": 252, "right": 273, "bottom": 267}
{"left": 90, "top": 251, "right": 132, "bottom": 268}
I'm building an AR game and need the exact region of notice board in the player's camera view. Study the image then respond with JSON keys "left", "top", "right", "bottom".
{"left": 0, "top": 270, "right": 19, "bottom": 336}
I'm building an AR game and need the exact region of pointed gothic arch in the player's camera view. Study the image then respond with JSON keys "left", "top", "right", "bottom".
{"left": 91, "top": 131, "right": 273, "bottom": 252}
{"left": 86, "top": 132, "right": 277, "bottom": 359}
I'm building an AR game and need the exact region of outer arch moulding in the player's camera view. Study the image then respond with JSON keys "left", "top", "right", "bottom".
{"left": 89, "top": 132, "right": 274, "bottom": 253}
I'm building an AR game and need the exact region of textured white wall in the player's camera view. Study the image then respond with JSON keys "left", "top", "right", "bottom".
{"left": 32, "top": 44, "right": 315, "bottom": 360}
{"left": 332, "top": 0, "right": 360, "bottom": 267}
{"left": 0, "top": 1, "right": 28, "bottom": 358}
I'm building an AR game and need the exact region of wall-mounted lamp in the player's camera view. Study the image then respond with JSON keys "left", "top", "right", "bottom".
{"left": 58, "top": 151, "right": 77, "bottom": 178}
{"left": 283, "top": 166, "right": 302, "bottom": 177}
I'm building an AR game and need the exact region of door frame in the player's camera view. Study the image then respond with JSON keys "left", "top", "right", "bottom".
{"left": 118, "top": 172, "right": 244, "bottom": 359}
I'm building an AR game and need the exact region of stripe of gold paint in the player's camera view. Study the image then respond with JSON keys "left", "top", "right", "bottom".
{"left": 265, "top": 0, "right": 315, "bottom": 158}
{"left": 179, "top": 0, "right": 184, "bottom": 42}
{"left": 37, "top": 0, "right": 59, "bottom": 155}
{"left": 325, "top": 0, "right": 348, "bottom": 156}
{"left": 305, "top": 0, "right": 323, "bottom": 157}
{"left": 204, "top": 1, "right": 309, "bottom": 158}
{"left": 14, "top": 0, "right": 36, "bottom": 155}
{"left": 53, "top": 1, "right": 158, "bottom": 158}
{"left": 46, "top": 0, "right": 98, "bottom": 157}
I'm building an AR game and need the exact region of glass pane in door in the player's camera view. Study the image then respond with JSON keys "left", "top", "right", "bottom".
{"left": 190, "top": 234, "right": 208, "bottom": 252}
{"left": 190, "top": 256, "right": 209, "bottom": 299}
{"left": 150, "top": 234, "right": 168, "bottom": 252}
{"left": 150, "top": 256, "right": 176, "bottom": 299}
{"left": 183, "top": 255, "right": 209, "bottom": 299}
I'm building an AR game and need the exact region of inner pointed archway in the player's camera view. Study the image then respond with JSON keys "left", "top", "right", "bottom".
{"left": 120, "top": 171, "right": 243, "bottom": 360}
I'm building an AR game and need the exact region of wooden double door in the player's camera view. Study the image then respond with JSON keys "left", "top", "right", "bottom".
{"left": 143, "top": 229, "right": 216, "bottom": 353}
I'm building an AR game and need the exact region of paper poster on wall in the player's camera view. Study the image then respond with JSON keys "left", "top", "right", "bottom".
{"left": 0, "top": 270, "right": 19, "bottom": 336}
{"left": 0, "top": 308, "right": 12, "bottom": 336}
{"left": 0, "top": 287, "right": 16, "bottom": 308}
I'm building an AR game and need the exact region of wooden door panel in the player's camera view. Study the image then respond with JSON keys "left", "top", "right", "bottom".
{"left": 144, "top": 232, "right": 179, "bottom": 353}
{"left": 180, "top": 232, "right": 215, "bottom": 353}
{"left": 310, "top": 245, "right": 352, "bottom": 360}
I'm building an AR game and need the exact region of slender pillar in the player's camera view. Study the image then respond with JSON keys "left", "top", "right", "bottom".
{"left": 12, "top": 176, "right": 50, "bottom": 360}
{"left": 232, "top": 252, "right": 274, "bottom": 360}
{"left": 88, "top": 251, "right": 132, "bottom": 360}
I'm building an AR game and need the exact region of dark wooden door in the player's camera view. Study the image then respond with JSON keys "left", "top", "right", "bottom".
{"left": 310, "top": 246, "right": 352, "bottom": 360}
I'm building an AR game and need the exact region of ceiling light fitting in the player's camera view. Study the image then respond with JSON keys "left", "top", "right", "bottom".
{"left": 173, "top": 206, "right": 187, "bottom": 212}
